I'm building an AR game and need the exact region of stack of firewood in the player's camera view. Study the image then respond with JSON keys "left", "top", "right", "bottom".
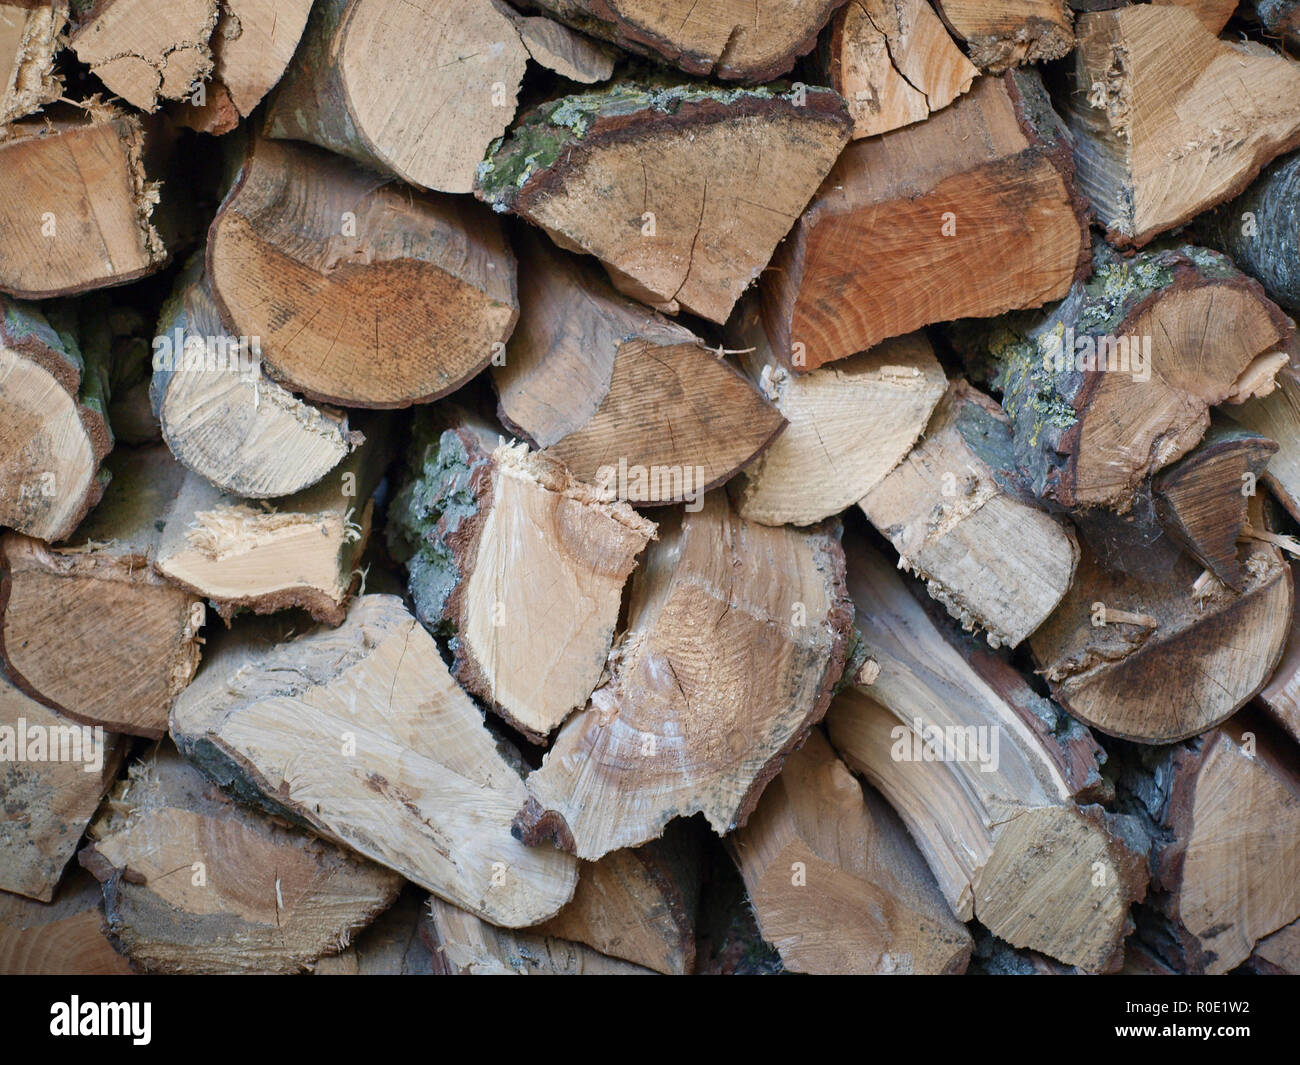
{"left": 3, "top": 0, "right": 1300, "bottom": 977}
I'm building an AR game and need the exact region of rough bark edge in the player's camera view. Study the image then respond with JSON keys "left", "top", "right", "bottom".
{"left": 206, "top": 136, "right": 508, "bottom": 411}
{"left": 1045, "top": 553, "right": 1294, "bottom": 744}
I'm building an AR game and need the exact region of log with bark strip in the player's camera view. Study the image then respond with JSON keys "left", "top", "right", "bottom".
{"left": 969, "top": 242, "right": 1290, "bottom": 512}
{"left": 1064, "top": 6, "right": 1300, "bottom": 247}
{"left": 80, "top": 743, "right": 404, "bottom": 974}
{"left": 208, "top": 134, "right": 519, "bottom": 408}
{"left": 265, "top": 0, "right": 613, "bottom": 195}
{"left": 1119, "top": 713, "right": 1300, "bottom": 973}
{"left": 859, "top": 379, "right": 1080, "bottom": 648}
{"left": 826, "top": 530, "right": 1146, "bottom": 972}
{"left": 0, "top": 445, "right": 203, "bottom": 738}
{"left": 0, "top": 106, "right": 176, "bottom": 298}
{"left": 476, "top": 81, "right": 852, "bottom": 325}
{"left": 388, "top": 411, "right": 657, "bottom": 743}
{"left": 760, "top": 69, "right": 1089, "bottom": 372}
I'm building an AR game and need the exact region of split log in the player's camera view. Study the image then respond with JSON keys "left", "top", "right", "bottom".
{"left": 154, "top": 434, "right": 388, "bottom": 625}
{"left": 476, "top": 82, "right": 852, "bottom": 326}
{"left": 494, "top": 235, "right": 784, "bottom": 503}
{"left": 514, "top": 493, "right": 853, "bottom": 861}
{"left": 535, "top": 829, "right": 701, "bottom": 975}
{"left": 521, "top": 0, "right": 844, "bottom": 82}
{"left": 80, "top": 744, "right": 402, "bottom": 975}
{"left": 1151, "top": 422, "right": 1277, "bottom": 588}
{"left": 153, "top": 252, "right": 359, "bottom": 498}
{"left": 207, "top": 134, "right": 518, "bottom": 408}
{"left": 427, "top": 895, "right": 654, "bottom": 975}
{"left": 1064, "top": 6, "right": 1300, "bottom": 247}
{"left": 826, "top": 532, "right": 1147, "bottom": 972}
{"left": 1123, "top": 713, "right": 1300, "bottom": 973}
{"left": 1226, "top": 344, "right": 1300, "bottom": 522}
{"left": 265, "top": 0, "right": 533, "bottom": 194}
{"left": 174, "top": 0, "right": 316, "bottom": 135}
{"left": 0, "top": 0, "right": 66, "bottom": 123}
{"left": 388, "top": 417, "right": 656, "bottom": 743}
{"left": 314, "top": 888, "right": 438, "bottom": 976}
{"left": 822, "top": 0, "right": 976, "bottom": 139}
{"left": 0, "top": 297, "right": 113, "bottom": 542}
{"left": 1030, "top": 538, "right": 1292, "bottom": 743}
{"left": 0, "top": 680, "right": 124, "bottom": 902}
{"left": 860, "top": 380, "right": 1079, "bottom": 649}
{"left": 731, "top": 729, "right": 972, "bottom": 975}
{"left": 931, "top": 0, "right": 1073, "bottom": 71}
{"left": 760, "top": 71, "right": 1088, "bottom": 372}
{"left": 1258, "top": 561, "right": 1300, "bottom": 744}
{"left": 978, "top": 243, "right": 1290, "bottom": 512}
{"left": 0, "top": 107, "right": 174, "bottom": 299}
{"left": 169, "top": 595, "right": 581, "bottom": 927}
{"left": 0, "top": 868, "right": 132, "bottom": 975}
{"left": 1197, "top": 151, "right": 1300, "bottom": 318}
{"left": 729, "top": 299, "right": 947, "bottom": 527}
{"left": 69, "top": 0, "right": 219, "bottom": 112}
{"left": 0, "top": 446, "right": 203, "bottom": 738}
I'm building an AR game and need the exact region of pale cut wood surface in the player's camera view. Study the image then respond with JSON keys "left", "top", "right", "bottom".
{"left": 152, "top": 252, "right": 358, "bottom": 498}
{"left": 80, "top": 744, "right": 403, "bottom": 974}
{"left": 427, "top": 895, "right": 655, "bottom": 975}
{"left": 0, "top": 108, "right": 169, "bottom": 299}
{"left": 0, "top": 0, "right": 66, "bottom": 123}
{"left": 826, "top": 0, "right": 977, "bottom": 139}
{"left": 1066, "top": 6, "right": 1300, "bottom": 246}
{"left": 860, "top": 381, "right": 1079, "bottom": 648}
{"left": 826, "top": 532, "right": 1147, "bottom": 972}
{"left": 170, "top": 595, "right": 580, "bottom": 927}
{"left": 70, "top": 0, "right": 219, "bottom": 112}
{"left": 0, "top": 679, "right": 124, "bottom": 902}
{"left": 731, "top": 299, "right": 946, "bottom": 527}
{"left": 933, "top": 0, "right": 1074, "bottom": 71}
{"left": 732, "top": 730, "right": 972, "bottom": 974}
{"left": 154, "top": 436, "right": 386, "bottom": 625}
{"left": 516, "top": 493, "right": 852, "bottom": 861}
